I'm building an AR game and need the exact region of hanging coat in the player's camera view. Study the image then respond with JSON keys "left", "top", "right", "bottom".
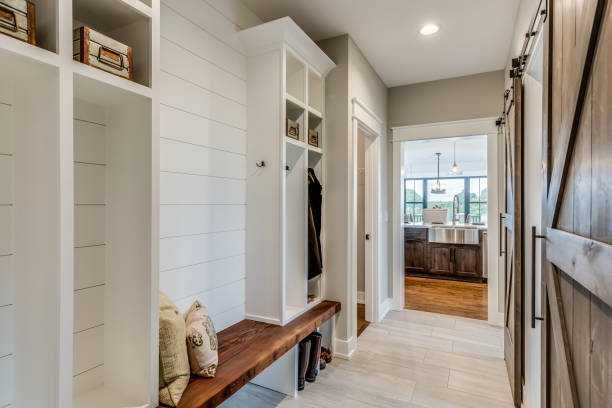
{"left": 308, "top": 168, "right": 323, "bottom": 280}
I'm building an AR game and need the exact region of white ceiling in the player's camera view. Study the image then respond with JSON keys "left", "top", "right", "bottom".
{"left": 240, "top": 0, "right": 520, "bottom": 87}
{"left": 402, "top": 135, "right": 487, "bottom": 178}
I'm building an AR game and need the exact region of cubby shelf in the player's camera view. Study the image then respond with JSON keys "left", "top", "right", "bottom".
{"left": 0, "top": 0, "right": 160, "bottom": 406}
{"left": 239, "top": 17, "right": 335, "bottom": 329}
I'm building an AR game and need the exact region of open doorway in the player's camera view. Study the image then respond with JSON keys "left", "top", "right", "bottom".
{"left": 400, "top": 135, "right": 489, "bottom": 320}
{"left": 357, "top": 129, "right": 370, "bottom": 336}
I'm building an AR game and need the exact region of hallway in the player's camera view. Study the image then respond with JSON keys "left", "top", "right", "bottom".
{"left": 220, "top": 309, "right": 512, "bottom": 407}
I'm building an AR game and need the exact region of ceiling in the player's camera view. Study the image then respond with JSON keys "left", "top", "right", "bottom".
{"left": 240, "top": 0, "right": 520, "bottom": 87}
{"left": 402, "top": 135, "right": 487, "bottom": 178}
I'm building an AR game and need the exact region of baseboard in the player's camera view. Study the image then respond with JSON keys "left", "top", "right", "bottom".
{"left": 357, "top": 291, "right": 365, "bottom": 304}
{"left": 378, "top": 297, "right": 392, "bottom": 322}
{"left": 333, "top": 335, "right": 357, "bottom": 360}
{"left": 245, "top": 313, "right": 282, "bottom": 325}
{"left": 488, "top": 311, "right": 504, "bottom": 327}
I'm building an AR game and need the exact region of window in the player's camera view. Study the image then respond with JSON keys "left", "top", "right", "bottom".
{"left": 403, "top": 176, "right": 488, "bottom": 224}
{"left": 404, "top": 179, "right": 424, "bottom": 222}
{"left": 469, "top": 177, "right": 488, "bottom": 223}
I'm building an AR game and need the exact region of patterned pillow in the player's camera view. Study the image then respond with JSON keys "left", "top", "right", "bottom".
{"left": 159, "top": 291, "right": 190, "bottom": 407}
{"left": 185, "top": 301, "right": 218, "bottom": 377}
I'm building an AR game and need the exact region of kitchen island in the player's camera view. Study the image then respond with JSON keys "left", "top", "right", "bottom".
{"left": 403, "top": 223, "right": 487, "bottom": 283}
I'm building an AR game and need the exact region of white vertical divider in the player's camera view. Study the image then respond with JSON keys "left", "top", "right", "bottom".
{"left": 149, "top": 0, "right": 161, "bottom": 401}
{"left": 58, "top": 0, "right": 75, "bottom": 405}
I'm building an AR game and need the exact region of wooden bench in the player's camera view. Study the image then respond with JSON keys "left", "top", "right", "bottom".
{"left": 159, "top": 300, "right": 341, "bottom": 408}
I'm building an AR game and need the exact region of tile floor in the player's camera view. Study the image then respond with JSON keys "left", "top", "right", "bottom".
{"left": 220, "top": 309, "right": 513, "bottom": 408}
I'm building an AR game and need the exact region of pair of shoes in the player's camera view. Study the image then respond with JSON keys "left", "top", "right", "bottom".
{"left": 305, "top": 332, "right": 322, "bottom": 383}
{"left": 320, "top": 346, "right": 332, "bottom": 364}
{"left": 297, "top": 332, "right": 323, "bottom": 389}
{"left": 298, "top": 339, "right": 311, "bottom": 391}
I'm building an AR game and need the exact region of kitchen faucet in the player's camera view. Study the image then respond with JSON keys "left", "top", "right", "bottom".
{"left": 452, "top": 194, "right": 460, "bottom": 226}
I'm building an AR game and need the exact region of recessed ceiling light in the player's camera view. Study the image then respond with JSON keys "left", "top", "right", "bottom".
{"left": 419, "top": 24, "right": 439, "bottom": 36}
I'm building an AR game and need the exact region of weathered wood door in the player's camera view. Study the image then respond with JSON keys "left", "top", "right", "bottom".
{"left": 541, "top": 0, "right": 612, "bottom": 406}
{"left": 502, "top": 75, "right": 524, "bottom": 407}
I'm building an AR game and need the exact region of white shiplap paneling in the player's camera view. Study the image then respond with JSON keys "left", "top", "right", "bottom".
{"left": 73, "top": 102, "right": 106, "bottom": 392}
{"left": 74, "top": 246, "right": 105, "bottom": 291}
{"left": 0, "top": 206, "right": 13, "bottom": 255}
{"left": 160, "top": 204, "right": 245, "bottom": 238}
{"left": 160, "top": 138, "right": 246, "bottom": 179}
{"left": 0, "top": 96, "right": 12, "bottom": 408}
{"left": 0, "top": 156, "right": 13, "bottom": 205}
{"left": 160, "top": 104, "right": 246, "bottom": 155}
{"left": 0, "top": 355, "right": 12, "bottom": 407}
{"left": 160, "top": 172, "right": 245, "bottom": 205}
{"left": 0, "top": 305, "right": 13, "bottom": 358}
{"left": 73, "top": 324, "right": 104, "bottom": 376}
{"left": 0, "top": 256, "right": 13, "bottom": 307}
{"left": 160, "top": 0, "right": 258, "bottom": 321}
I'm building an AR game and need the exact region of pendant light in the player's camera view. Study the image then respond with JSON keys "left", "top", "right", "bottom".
{"left": 431, "top": 153, "right": 446, "bottom": 194}
{"left": 450, "top": 141, "right": 463, "bottom": 175}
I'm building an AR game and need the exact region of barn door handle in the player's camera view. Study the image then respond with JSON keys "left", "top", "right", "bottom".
{"left": 499, "top": 213, "right": 505, "bottom": 256}
{"left": 0, "top": 5, "right": 18, "bottom": 33}
{"left": 531, "top": 226, "right": 546, "bottom": 328}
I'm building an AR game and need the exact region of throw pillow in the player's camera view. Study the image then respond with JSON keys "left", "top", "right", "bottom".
{"left": 185, "top": 301, "right": 218, "bottom": 377}
{"left": 159, "top": 291, "right": 190, "bottom": 407}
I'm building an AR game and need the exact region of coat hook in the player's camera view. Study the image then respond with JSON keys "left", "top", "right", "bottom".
{"left": 256, "top": 161, "right": 266, "bottom": 168}
{"left": 285, "top": 165, "right": 290, "bottom": 171}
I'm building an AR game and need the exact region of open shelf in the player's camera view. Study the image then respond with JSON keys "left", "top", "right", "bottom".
{"left": 286, "top": 97, "right": 305, "bottom": 143}
{"left": 308, "top": 69, "right": 323, "bottom": 113}
{"left": 72, "top": 74, "right": 153, "bottom": 406}
{"left": 73, "top": 60, "right": 152, "bottom": 99}
{"left": 307, "top": 110, "right": 322, "bottom": 150}
{"left": 285, "top": 50, "right": 306, "bottom": 103}
{"left": 0, "top": 0, "right": 59, "bottom": 54}
{"left": 0, "top": 45, "right": 62, "bottom": 408}
{"left": 73, "top": 0, "right": 153, "bottom": 87}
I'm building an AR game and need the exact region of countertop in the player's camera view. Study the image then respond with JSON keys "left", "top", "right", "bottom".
{"left": 402, "top": 222, "right": 488, "bottom": 231}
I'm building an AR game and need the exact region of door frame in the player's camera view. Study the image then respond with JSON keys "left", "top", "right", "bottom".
{"left": 391, "top": 117, "right": 504, "bottom": 326}
{"left": 350, "top": 98, "right": 382, "bottom": 338}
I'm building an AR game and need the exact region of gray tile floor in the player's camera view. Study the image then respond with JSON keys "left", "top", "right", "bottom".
{"left": 220, "top": 309, "right": 513, "bottom": 407}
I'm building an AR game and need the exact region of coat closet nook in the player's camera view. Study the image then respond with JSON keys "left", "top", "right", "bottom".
{"left": 238, "top": 17, "right": 335, "bottom": 327}
{"left": 0, "top": 0, "right": 160, "bottom": 407}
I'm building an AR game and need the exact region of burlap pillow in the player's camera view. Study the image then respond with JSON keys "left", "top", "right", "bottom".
{"left": 159, "top": 292, "right": 190, "bottom": 407}
{"left": 185, "top": 301, "right": 218, "bottom": 377}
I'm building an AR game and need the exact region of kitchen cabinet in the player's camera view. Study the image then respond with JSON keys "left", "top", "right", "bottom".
{"left": 404, "top": 226, "right": 485, "bottom": 282}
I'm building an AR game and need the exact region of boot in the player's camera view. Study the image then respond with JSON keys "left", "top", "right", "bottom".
{"left": 297, "top": 338, "right": 311, "bottom": 391}
{"left": 305, "top": 332, "right": 322, "bottom": 382}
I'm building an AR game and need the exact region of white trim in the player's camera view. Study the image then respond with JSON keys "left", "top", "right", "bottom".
{"left": 245, "top": 313, "right": 283, "bottom": 325}
{"left": 357, "top": 291, "right": 365, "bottom": 304}
{"left": 391, "top": 117, "right": 498, "bottom": 143}
{"left": 378, "top": 298, "right": 392, "bottom": 322}
{"left": 391, "top": 117, "right": 503, "bottom": 327}
{"left": 333, "top": 336, "right": 357, "bottom": 360}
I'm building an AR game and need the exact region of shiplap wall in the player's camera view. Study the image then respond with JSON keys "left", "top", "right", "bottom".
{"left": 0, "top": 90, "right": 14, "bottom": 408}
{"left": 73, "top": 100, "right": 107, "bottom": 395}
{"left": 159, "top": 0, "right": 260, "bottom": 330}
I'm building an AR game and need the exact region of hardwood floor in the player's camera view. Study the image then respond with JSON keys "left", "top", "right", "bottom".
{"left": 357, "top": 303, "right": 369, "bottom": 337}
{"left": 220, "top": 309, "right": 512, "bottom": 407}
{"left": 404, "top": 276, "right": 488, "bottom": 321}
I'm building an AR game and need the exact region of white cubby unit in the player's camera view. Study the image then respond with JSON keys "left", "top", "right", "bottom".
{"left": 238, "top": 17, "right": 334, "bottom": 326}
{"left": 0, "top": 0, "right": 160, "bottom": 406}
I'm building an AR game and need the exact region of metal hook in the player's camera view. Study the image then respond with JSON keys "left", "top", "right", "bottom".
{"left": 256, "top": 161, "right": 266, "bottom": 168}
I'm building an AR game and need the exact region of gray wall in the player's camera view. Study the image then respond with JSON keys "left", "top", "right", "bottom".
{"left": 388, "top": 70, "right": 505, "bottom": 127}
{"left": 318, "top": 35, "right": 389, "bottom": 345}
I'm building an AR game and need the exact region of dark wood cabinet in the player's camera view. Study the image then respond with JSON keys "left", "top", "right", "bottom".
{"left": 452, "top": 245, "right": 481, "bottom": 279}
{"left": 404, "top": 226, "right": 484, "bottom": 282}
{"left": 404, "top": 240, "right": 426, "bottom": 273}
{"left": 426, "top": 244, "right": 453, "bottom": 276}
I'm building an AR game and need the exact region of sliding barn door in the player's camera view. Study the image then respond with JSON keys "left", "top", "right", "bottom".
{"left": 541, "top": 0, "right": 612, "bottom": 407}
{"left": 503, "top": 75, "right": 524, "bottom": 407}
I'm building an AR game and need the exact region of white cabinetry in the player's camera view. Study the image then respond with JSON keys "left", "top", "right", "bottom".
{"left": 0, "top": 0, "right": 159, "bottom": 406}
{"left": 238, "top": 17, "right": 334, "bottom": 326}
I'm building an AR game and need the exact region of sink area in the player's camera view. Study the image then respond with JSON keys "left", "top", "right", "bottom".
{"left": 428, "top": 227, "right": 480, "bottom": 245}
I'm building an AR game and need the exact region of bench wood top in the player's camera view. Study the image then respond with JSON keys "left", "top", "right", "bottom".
{"left": 159, "top": 300, "right": 341, "bottom": 408}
